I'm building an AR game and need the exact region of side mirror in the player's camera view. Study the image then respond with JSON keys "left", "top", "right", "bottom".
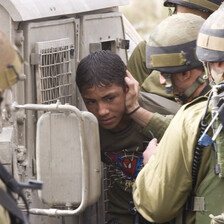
{"left": 36, "top": 110, "right": 101, "bottom": 212}
{"left": 12, "top": 102, "right": 101, "bottom": 215}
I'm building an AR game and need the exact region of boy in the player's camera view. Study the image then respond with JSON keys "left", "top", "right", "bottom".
{"left": 76, "top": 50, "right": 178, "bottom": 224}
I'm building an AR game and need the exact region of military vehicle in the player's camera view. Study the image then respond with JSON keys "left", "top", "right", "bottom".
{"left": 0, "top": 0, "right": 141, "bottom": 223}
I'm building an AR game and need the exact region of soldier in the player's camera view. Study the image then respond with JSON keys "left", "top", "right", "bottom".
{"left": 127, "top": 0, "right": 223, "bottom": 99}
{"left": 0, "top": 30, "right": 29, "bottom": 224}
{"left": 143, "top": 13, "right": 209, "bottom": 105}
{"left": 133, "top": 3, "right": 224, "bottom": 224}
{"left": 125, "top": 13, "right": 207, "bottom": 145}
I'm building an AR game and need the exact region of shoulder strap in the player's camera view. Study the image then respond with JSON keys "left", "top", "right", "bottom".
{"left": 0, "top": 187, "right": 26, "bottom": 223}
{"left": 192, "top": 121, "right": 208, "bottom": 189}
{"left": 0, "top": 162, "right": 29, "bottom": 224}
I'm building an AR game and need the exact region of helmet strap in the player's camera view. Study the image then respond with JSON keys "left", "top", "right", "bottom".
{"left": 202, "top": 61, "right": 217, "bottom": 85}
{"left": 174, "top": 72, "right": 208, "bottom": 104}
{"left": 163, "top": 73, "right": 173, "bottom": 94}
{"left": 215, "top": 72, "right": 224, "bottom": 83}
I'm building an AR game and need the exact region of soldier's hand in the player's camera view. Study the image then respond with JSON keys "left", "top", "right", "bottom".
{"left": 124, "top": 70, "right": 140, "bottom": 114}
{"left": 143, "top": 138, "right": 158, "bottom": 165}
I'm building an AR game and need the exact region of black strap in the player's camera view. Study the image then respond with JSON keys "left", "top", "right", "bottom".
{"left": 0, "top": 162, "right": 29, "bottom": 212}
{"left": 0, "top": 187, "right": 25, "bottom": 222}
{"left": 0, "top": 162, "right": 29, "bottom": 224}
{"left": 192, "top": 121, "right": 207, "bottom": 189}
{"left": 0, "top": 162, "right": 22, "bottom": 193}
{"left": 199, "top": 84, "right": 211, "bottom": 97}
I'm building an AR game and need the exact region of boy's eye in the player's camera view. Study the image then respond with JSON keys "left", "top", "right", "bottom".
{"left": 85, "top": 100, "right": 96, "bottom": 105}
{"left": 106, "top": 96, "right": 115, "bottom": 102}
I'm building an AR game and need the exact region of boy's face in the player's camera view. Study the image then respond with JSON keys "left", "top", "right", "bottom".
{"left": 81, "top": 83, "right": 129, "bottom": 132}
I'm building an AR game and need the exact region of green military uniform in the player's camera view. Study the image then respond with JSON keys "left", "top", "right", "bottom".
{"left": 133, "top": 3, "right": 224, "bottom": 224}
{"left": 133, "top": 95, "right": 224, "bottom": 224}
{"left": 141, "top": 70, "right": 175, "bottom": 100}
{"left": 139, "top": 91, "right": 179, "bottom": 141}
{"left": 127, "top": 41, "right": 151, "bottom": 86}
{"left": 100, "top": 92, "right": 180, "bottom": 224}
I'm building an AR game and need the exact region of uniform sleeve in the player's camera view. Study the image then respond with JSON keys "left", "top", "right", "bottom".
{"left": 142, "top": 112, "right": 173, "bottom": 141}
{"left": 141, "top": 70, "right": 174, "bottom": 100}
{"left": 139, "top": 91, "right": 180, "bottom": 115}
{"left": 138, "top": 91, "right": 180, "bottom": 141}
{"left": 132, "top": 106, "right": 200, "bottom": 223}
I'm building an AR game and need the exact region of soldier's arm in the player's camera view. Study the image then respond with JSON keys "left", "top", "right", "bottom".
{"left": 125, "top": 71, "right": 180, "bottom": 140}
{"left": 132, "top": 107, "right": 194, "bottom": 223}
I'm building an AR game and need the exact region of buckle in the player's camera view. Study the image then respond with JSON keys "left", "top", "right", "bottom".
{"left": 186, "top": 196, "right": 205, "bottom": 211}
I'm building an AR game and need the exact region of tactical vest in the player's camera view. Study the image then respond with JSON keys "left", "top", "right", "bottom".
{"left": 191, "top": 84, "right": 224, "bottom": 223}
{"left": 194, "top": 148, "right": 224, "bottom": 223}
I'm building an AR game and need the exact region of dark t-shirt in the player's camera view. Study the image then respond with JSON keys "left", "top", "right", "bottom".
{"left": 100, "top": 121, "right": 149, "bottom": 224}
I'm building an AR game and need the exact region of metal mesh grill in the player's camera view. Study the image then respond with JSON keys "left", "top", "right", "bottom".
{"left": 36, "top": 39, "right": 74, "bottom": 104}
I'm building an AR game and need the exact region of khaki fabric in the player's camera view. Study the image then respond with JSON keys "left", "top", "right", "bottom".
{"left": 148, "top": 14, "right": 205, "bottom": 47}
{"left": 0, "top": 31, "right": 22, "bottom": 89}
{"left": 142, "top": 113, "right": 174, "bottom": 142}
{"left": 138, "top": 91, "right": 180, "bottom": 141}
{"left": 127, "top": 41, "right": 151, "bottom": 86}
{"left": 0, "top": 52, "right": 21, "bottom": 89}
{"left": 133, "top": 96, "right": 212, "bottom": 224}
{"left": 141, "top": 70, "right": 175, "bottom": 100}
{"left": 0, "top": 180, "right": 10, "bottom": 224}
{"left": 138, "top": 91, "right": 180, "bottom": 115}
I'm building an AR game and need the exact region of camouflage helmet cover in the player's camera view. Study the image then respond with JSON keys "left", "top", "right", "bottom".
{"left": 146, "top": 13, "right": 205, "bottom": 73}
{"left": 163, "top": 0, "right": 223, "bottom": 13}
{"left": 0, "top": 31, "right": 22, "bottom": 89}
{"left": 196, "top": 3, "right": 224, "bottom": 62}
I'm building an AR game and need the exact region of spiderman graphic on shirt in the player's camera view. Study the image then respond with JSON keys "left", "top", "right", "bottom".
{"left": 105, "top": 149, "right": 143, "bottom": 190}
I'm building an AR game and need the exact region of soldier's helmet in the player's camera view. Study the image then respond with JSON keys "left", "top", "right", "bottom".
{"left": 163, "top": 0, "right": 223, "bottom": 14}
{"left": 196, "top": 3, "right": 224, "bottom": 62}
{"left": 0, "top": 30, "right": 22, "bottom": 89}
{"left": 146, "top": 13, "right": 205, "bottom": 74}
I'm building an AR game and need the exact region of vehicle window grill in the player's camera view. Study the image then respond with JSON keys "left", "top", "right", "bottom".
{"left": 35, "top": 38, "right": 74, "bottom": 105}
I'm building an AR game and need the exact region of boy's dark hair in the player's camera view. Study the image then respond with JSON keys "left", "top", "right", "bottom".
{"left": 76, "top": 50, "right": 127, "bottom": 93}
